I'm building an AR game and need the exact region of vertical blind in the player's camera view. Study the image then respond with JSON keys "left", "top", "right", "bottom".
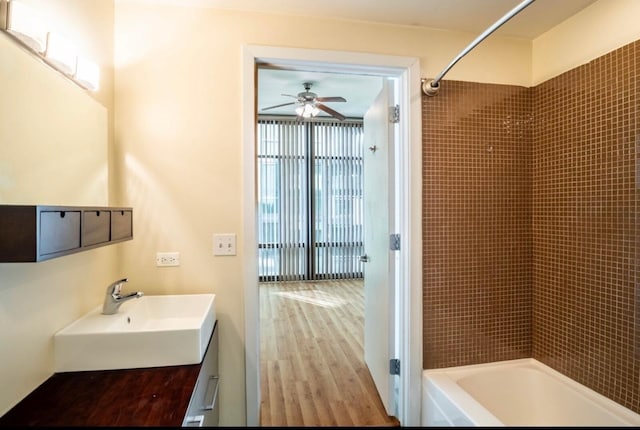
{"left": 257, "top": 117, "right": 364, "bottom": 281}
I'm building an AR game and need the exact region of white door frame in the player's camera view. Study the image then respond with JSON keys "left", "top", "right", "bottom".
{"left": 241, "top": 45, "right": 423, "bottom": 426}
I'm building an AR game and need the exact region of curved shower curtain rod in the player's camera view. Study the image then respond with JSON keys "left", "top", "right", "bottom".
{"left": 422, "top": 0, "right": 536, "bottom": 96}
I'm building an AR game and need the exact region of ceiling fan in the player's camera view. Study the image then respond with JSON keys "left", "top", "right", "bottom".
{"left": 261, "top": 82, "right": 347, "bottom": 121}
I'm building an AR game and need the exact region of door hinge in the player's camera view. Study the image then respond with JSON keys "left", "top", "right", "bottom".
{"left": 389, "top": 104, "right": 399, "bottom": 124}
{"left": 390, "top": 358, "right": 400, "bottom": 375}
{"left": 389, "top": 233, "right": 401, "bottom": 251}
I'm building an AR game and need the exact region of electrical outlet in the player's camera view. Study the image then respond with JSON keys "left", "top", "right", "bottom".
{"left": 213, "top": 233, "right": 236, "bottom": 256}
{"left": 156, "top": 251, "right": 180, "bottom": 266}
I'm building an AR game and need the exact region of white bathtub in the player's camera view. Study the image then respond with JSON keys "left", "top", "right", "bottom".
{"left": 422, "top": 358, "right": 640, "bottom": 426}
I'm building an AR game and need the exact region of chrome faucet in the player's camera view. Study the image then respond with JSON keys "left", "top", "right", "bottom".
{"left": 102, "top": 278, "right": 143, "bottom": 315}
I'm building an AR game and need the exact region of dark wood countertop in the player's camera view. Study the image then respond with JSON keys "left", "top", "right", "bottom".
{"left": 0, "top": 364, "right": 201, "bottom": 426}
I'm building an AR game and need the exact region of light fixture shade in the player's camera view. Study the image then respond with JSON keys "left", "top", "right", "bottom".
{"left": 45, "top": 32, "right": 77, "bottom": 76}
{"left": 75, "top": 57, "right": 100, "bottom": 91}
{"left": 6, "top": 0, "right": 47, "bottom": 53}
{"left": 296, "top": 103, "right": 320, "bottom": 118}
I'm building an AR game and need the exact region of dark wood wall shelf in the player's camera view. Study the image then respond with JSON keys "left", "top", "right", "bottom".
{"left": 0, "top": 205, "right": 133, "bottom": 262}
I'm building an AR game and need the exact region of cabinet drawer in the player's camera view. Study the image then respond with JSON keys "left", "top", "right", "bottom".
{"left": 39, "top": 210, "right": 81, "bottom": 256}
{"left": 184, "top": 321, "right": 219, "bottom": 427}
{"left": 183, "top": 376, "right": 219, "bottom": 427}
{"left": 111, "top": 210, "right": 132, "bottom": 241}
{"left": 83, "top": 210, "right": 111, "bottom": 246}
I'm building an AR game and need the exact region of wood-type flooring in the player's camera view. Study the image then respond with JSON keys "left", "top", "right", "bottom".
{"left": 259, "top": 279, "right": 400, "bottom": 427}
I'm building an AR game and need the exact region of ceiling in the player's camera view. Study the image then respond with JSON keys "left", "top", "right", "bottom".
{"left": 194, "top": 0, "right": 597, "bottom": 39}
{"left": 177, "top": 0, "right": 597, "bottom": 118}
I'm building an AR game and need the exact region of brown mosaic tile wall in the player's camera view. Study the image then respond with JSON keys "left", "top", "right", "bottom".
{"left": 422, "top": 39, "right": 639, "bottom": 413}
{"left": 422, "top": 81, "right": 533, "bottom": 368}
{"left": 532, "top": 40, "right": 639, "bottom": 412}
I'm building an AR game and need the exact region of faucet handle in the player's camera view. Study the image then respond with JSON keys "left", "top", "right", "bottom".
{"left": 106, "top": 278, "right": 128, "bottom": 295}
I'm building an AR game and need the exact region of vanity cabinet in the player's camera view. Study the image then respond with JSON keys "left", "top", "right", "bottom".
{"left": 0, "top": 205, "right": 133, "bottom": 262}
{"left": 183, "top": 319, "right": 220, "bottom": 426}
{"left": 0, "top": 321, "right": 219, "bottom": 427}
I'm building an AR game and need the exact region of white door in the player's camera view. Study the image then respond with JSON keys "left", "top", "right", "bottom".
{"left": 362, "top": 78, "right": 396, "bottom": 416}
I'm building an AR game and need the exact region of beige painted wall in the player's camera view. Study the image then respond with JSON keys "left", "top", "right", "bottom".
{"left": 532, "top": 0, "right": 640, "bottom": 84}
{"left": 112, "top": 2, "right": 532, "bottom": 425}
{"left": 0, "top": 0, "right": 116, "bottom": 416}
{"left": 0, "top": 34, "right": 107, "bottom": 204}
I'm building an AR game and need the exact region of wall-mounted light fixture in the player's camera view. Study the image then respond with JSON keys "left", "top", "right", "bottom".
{"left": 45, "top": 32, "right": 76, "bottom": 76}
{"left": 75, "top": 57, "right": 100, "bottom": 91}
{"left": 3, "top": 0, "right": 45, "bottom": 52}
{"left": 0, "top": 0, "right": 100, "bottom": 91}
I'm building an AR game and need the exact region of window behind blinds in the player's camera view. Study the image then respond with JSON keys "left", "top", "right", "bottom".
{"left": 257, "top": 118, "right": 364, "bottom": 281}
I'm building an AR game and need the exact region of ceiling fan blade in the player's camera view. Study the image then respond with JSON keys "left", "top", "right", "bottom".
{"left": 315, "top": 96, "right": 346, "bottom": 103}
{"left": 315, "top": 103, "right": 345, "bottom": 121}
{"left": 281, "top": 94, "right": 299, "bottom": 99}
{"left": 261, "top": 102, "right": 297, "bottom": 111}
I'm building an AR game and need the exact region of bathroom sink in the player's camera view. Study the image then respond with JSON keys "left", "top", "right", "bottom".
{"left": 54, "top": 294, "right": 216, "bottom": 372}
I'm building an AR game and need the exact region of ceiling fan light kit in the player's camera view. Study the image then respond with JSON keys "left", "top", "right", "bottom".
{"left": 261, "top": 82, "right": 347, "bottom": 121}
{"left": 295, "top": 103, "right": 320, "bottom": 118}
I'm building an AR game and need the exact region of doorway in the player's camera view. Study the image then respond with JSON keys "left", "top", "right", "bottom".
{"left": 242, "top": 45, "right": 423, "bottom": 426}
{"left": 256, "top": 67, "right": 389, "bottom": 424}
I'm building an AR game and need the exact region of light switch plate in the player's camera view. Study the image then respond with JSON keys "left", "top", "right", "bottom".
{"left": 213, "top": 233, "right": 236, "bottom": 256}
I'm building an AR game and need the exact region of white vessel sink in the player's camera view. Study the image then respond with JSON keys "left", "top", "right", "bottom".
{"left": 54, "top": 294, "right": 216, "bottom": 372}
